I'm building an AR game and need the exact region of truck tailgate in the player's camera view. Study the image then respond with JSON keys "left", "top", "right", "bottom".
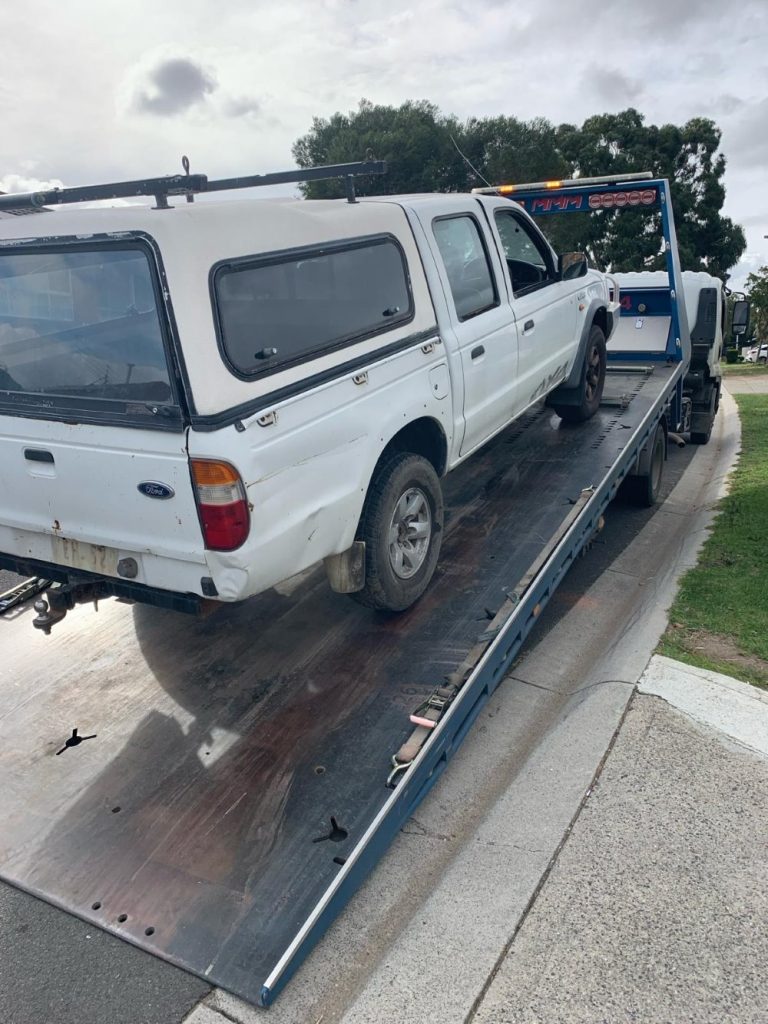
{"left": 0, "top": 416, "right": 207, "bottom": 586}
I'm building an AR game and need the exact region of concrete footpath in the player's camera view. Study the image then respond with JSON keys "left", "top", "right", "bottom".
{"left": 471, "top": 656, "right": 768, "bottom": 1024}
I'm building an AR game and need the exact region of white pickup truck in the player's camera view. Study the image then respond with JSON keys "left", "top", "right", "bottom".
{"left": 0, "top": 174, "right": 618, "bottom": 627}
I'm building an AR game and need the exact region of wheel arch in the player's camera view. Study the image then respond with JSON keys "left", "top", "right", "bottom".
{"left": 591, "top": 305, "right": 609, "bottom": 340}
{"left": 376, "top": 416, "right": 449, "bottom": 478}
{"left": 559, "top": 301, "right": 608, "bottom": 391}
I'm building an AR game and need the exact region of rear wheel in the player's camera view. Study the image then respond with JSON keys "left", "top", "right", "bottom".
{"left": 352, "top": 453, "right": 443, "bottom": 612}
{"left": 624, "top": 422, "right": 666, "bottom": 507}
{"left": 552, "top": 324, "right": 606, "bottom": 423}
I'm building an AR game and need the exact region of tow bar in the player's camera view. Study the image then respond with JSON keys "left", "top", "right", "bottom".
{"left": 32, "top": 580, "right": 111, "bottom": 635}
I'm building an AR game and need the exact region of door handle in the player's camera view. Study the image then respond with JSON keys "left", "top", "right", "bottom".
{"left": 471, "top": 345, "right": 485, "bottom": 360}
{"left": 523, "top": 319, "right": 535, "bottom": 333}
{"left": 24, "top": 448, "right": 54, "bottom": 463}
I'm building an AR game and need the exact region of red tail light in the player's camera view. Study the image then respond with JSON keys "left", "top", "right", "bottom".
{"left": 191, "top": 459, "right": 250, "bottom": 551}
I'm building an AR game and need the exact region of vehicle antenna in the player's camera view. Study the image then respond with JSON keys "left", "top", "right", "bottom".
{"left": 449, "top": 134, "right": 499, "bottom": 194}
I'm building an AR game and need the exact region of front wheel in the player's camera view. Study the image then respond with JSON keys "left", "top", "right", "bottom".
{"left": 352, "top": 453, "right": 444, "bottom": 612}
{"left": 552, "top": 324, "right": 606, "bottom": 423}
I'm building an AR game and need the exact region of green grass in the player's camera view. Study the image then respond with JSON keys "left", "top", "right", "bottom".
{"left": 721, "top": 361, "right": 768, "bottom": 376}
{"left": 658, "top": 394, "right": 768, "bottom": 688}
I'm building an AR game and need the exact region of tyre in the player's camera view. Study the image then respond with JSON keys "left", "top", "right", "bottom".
{"left": 352, "top": 453, "right": 444, "bottom": 612}
{"left": 624, "top": 422, "right": 666, "bottom": 507}
{"left": 552, "top": 324, "right": 607, "bottom": 423}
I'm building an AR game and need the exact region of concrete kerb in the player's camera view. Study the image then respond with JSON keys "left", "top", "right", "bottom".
{"left": 640, "top": 655, "right": 768, "bottom": 758}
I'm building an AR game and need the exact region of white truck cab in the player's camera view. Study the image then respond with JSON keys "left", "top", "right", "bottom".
{"left": 0, "top": 165, "right": 618, "bottom": 630}
{"left": 613, "top": 269, "right": 728, "bottom": 444}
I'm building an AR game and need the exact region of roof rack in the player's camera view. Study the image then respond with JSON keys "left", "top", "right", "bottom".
{"left": 471, "top": 171, "right": 654, "bottom": 195}
{"left": 0, "top": 159, "right": 388, "bottom": 213}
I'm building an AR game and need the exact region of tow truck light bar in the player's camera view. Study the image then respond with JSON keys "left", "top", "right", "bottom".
{"left": 0, "top": 159, "right": 388, "bottom": 212}
{"left": 471, "top": 171, "right": 654, "bottom": 195}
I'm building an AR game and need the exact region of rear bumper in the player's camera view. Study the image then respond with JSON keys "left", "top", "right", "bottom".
{"left": 0, "top": 551, "right": 205, "bottom": 615}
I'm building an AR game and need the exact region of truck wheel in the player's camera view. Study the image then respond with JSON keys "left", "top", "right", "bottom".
{"left": 625, "top": 422, "right": 666, "bottom": 507}
{"left": 552, "top": 324, "right": 606, "bottom": 423}
{"left": 352, "top": 453, "right": 444, "bottom": 612}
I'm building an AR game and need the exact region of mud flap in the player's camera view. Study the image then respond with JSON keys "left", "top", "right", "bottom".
{"left": 325, "top": 542, "right": 366, "bottom": 593}
{"left": 690, "top": 384, "right": 718, "bottom": 436}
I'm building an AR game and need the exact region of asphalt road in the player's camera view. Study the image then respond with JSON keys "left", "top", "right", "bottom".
{"left": 0, "top": 570, "right": 22, "bottom": 594}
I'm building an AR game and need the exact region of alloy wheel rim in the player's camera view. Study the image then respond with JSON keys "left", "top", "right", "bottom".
{"left": 388, "top": 487, "right": 432, "bottom": 580}
{"left": 585, "top": 343, "right": 602, "bottom": 401}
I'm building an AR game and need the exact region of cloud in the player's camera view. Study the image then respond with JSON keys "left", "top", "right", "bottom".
{"left": 727, "top": 250, "right": 767, "bottom": 291}
{"left": 587, "top": 68, "right": 643, "bottom": 106}
{"left": 724, "top": 98, "right": 768, "bottom": 168}
{"left": 712, "top": 94, "right": 744, "bottom": 116}
{"left": 577, "top": 0, "right": 735, "bottom": 30}
{"left": 0, "top": 173, "right": 65, "bottom": 194}
{"left": 134, "top": 57, "right": 217, "bottom": 115}
{"left": 1, "top": 0, "right": 767, "bottom": 275}
{"left": 224, "top": 95, "right": 262, "bottom": 118}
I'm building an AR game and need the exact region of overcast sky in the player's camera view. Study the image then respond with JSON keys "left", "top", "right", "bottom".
{"left": 2, "top": 0, "right": 766, "bottom": 286}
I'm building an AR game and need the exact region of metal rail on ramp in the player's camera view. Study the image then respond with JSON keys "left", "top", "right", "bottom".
{"left": 0, "top": 366, "right": 678, "bottom": 1006}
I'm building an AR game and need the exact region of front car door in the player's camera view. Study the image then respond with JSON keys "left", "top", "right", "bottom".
{"left": 485, "top": 202, "right": 579, "bottom": 410}
{"left": 408, "top": 199, "right": 520, "bottom": 457}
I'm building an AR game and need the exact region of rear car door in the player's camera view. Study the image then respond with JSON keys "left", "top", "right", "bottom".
{"left": 0, "top": 239, "right": 208, "bottom": 595}
{"left": 488, "top": 204, "right": 578, "bottom": 408}
{"left": 409, "top": 199, "right": 519, "bottom": 457}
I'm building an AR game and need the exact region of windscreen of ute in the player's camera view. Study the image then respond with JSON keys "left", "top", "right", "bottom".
{"left": 0, "top": 247, "right": 173, "bottom": 409}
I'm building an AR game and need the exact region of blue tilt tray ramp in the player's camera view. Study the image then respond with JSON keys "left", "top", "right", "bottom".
{"left": 0, "top": 360, "right": 680, "bottom": 1006}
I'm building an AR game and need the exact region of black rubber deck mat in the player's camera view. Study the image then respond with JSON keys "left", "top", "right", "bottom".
{"left": 0, "top": 367, "right": 674, "bottom": 1005}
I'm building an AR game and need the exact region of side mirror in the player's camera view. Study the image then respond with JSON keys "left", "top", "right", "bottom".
{"left": 732, "top": 299, "right": 750, "bottom": 336}
{"left": 559, "top": 252, "right": 588, "bottom": 281}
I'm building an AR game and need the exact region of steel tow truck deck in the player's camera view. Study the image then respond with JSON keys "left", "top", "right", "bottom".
{"left": 0, "top": 173, "right": 693, "bottom": 1007}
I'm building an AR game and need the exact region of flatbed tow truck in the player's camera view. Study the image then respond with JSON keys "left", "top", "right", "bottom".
{"left": 0, "top": 173, "right": 700, "bottom": 1007}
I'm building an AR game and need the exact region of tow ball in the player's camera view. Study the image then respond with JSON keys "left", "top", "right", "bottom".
{"left": 32, "top": 595, "right": 69, "bottom": 635}
{"left": 32, "top": 581, "right": 108, "bottom": 635}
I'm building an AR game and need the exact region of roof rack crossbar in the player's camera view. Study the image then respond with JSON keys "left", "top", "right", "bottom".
{"left": 0, "top": 175, "right": 209, "bottom": 211}
{"left": 0, "top": 160, "right": 387, "bottom": 212}
{"left": 206, "top": 161, "right": 385, "bottom": 193}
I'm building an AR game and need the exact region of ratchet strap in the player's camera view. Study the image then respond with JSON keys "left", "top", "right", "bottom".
{"left": 0, "top": 577, "right": 50, "bottom": 616}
